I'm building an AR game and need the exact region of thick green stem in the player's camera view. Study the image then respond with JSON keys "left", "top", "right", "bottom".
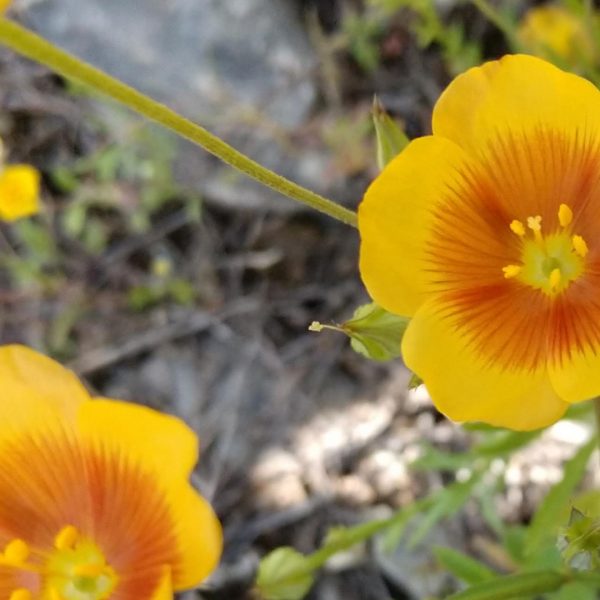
{"left": 0, "top": 18, "right": 358, "bottom": 227}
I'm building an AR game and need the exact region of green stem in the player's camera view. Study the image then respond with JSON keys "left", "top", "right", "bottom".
{"left": 0, "top": 18, "right": 357, "bottom": 227}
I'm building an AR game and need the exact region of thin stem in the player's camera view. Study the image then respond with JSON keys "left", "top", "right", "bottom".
{"left": 0, "top": 18, "right": 357, "bottom": 228}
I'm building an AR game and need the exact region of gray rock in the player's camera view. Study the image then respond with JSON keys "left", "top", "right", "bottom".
{"left": 23, "top": 0, "right": 316, "bottom": 128}
{"left": 22, "top": 0, "right": 335, "bottom": 212}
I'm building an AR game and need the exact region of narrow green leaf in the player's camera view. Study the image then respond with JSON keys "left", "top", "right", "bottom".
{"left": 525, "top": 438, "right": 595, "bottom": 560}
{"left": 433, "top": 546, "right": 496, "bottom": 585}
{"left": 474, "top": 430, "right": 541, "bottom": 457}
{"left": 409, "top": 474, "right": 481, "bottom": 547}
{"left": 446, "top": 570, "right": 565, "bottom": 600}
{"left": 255, "top": 547, "right": 314, "bottom": 600}
{"left": 372, "top": 96, "right": 409, "bottom": 169}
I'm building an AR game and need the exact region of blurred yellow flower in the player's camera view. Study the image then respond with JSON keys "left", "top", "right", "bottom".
{"left": 518, "top": 5, "right": 595, "bottom": 65}
{"left": 0, "top": 345, "right": 222, "bottom": 599}
{"left": 359, "top": 54, "right": 600, "bottom": 431}
{"left": 0, "top": 164, "right": 40, "bottom": 221}
{"left": 0, "top": 0, "right": 10, "bottom": 12}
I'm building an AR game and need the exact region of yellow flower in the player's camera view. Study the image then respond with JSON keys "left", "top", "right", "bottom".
{"left": 358, "top": 54, "right": 600, "bottom": 431}
{"left": 0, "top": 345, "right": 222, "bottom": 599}
{"left": 0, "top": 0, "right": 10, "bottom": 12}
{"left": 0, "top": 165, "right": 40, "bottom": 221}
{"left": 518, "top": 5, "right": 595, "bottom": 65}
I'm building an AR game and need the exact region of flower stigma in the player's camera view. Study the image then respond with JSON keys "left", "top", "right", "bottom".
{"left": 502, "top": 204, "right": 587, "bottom": 295}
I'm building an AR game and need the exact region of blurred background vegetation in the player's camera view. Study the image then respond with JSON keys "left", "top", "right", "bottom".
{"left": 1, "top": 1, "right": 599, "bottom": 598}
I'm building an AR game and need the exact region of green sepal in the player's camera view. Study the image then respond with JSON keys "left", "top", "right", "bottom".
{"left": 310, "top": 302, "right": 409, "bottom": 362}
{"left": 372, "top": 96, "right": 410, "bottom": 170}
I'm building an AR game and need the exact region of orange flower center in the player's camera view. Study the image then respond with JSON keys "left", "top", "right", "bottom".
{"left": 501, "top": 203, "right": 588, "bottom": 295}
{"left": 4, "top": 526, "right": 117, "bottom": 600}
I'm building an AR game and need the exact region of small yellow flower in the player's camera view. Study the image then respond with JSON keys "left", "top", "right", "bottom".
{"left": 0, "top": 345, "right": 222, "bottom": 599}
{"left": 0, "top": 164, "right": 40, "bottom": 221}
{"left": 518, "top": 5, "right": 595, "bottom": 65}
{"left": 359, "top": 54, "right": 600, "bottom": 431}
{"left": 0, "top": 0, "right": 11, "bottom": 12}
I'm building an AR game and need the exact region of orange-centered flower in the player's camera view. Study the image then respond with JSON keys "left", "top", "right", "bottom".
{"left": 0, "top": 345, "right": 222, "bottom": 599}
{"left": 358, "top": 54, "right": 600, "bottom": 431}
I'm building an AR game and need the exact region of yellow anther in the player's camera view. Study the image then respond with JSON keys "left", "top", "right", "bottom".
{"left": 9, "top": 589, "right": 33, "bottom": 600}
{"left": 74, "top": 562, "right": 106, "bottom": 578}
{"left": 54, "top": 525, "right": 79, "bottom": 551}
{"left": 558, "top": 203, "right": 573, "bottom": 227}
{"left": 502, "top": 264, "right": 522, "bottom": 279}
{"left": 527, "top": 215, "right": 543, "bottom": 241}
{"left": 509, "top": 219, "right": 526, "bottom": 236}
{"left": 4, "top": 539, "right": 29, "bottom": 564}
{"left": 549, "top": 268, "right": 561, "bottom": 291}
{"left": 572, "top": 234, "right": 589, "bottom": 258}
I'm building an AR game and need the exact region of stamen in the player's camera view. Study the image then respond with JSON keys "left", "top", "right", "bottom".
{"left": 549, "top": 268, "right": 561, "bottom": 291}
{"left": 3, "top": 539, "right": 29, "bottom": 564}
{"left": 55, "top": 525, "right": 79, "bottom": 551}
{"left": 572, "top": 235, "right": 589, "bottom": 258}
{"left": 527, "top": 215, "right": 543, "bottom": 241}
{"left": 558, "top": 203, "right": 573, "bottom": 227}
{"left": 9, "top": 590, "right": 32, "bottom": 600}
{"left": 502, "top": 264, "right": 522, "bottom": 279}
{"left": 509, "top": 219, "right": 526, "bottom": 236}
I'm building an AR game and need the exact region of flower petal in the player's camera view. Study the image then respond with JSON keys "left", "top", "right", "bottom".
{"left": 77, "top": 399, "right": 222, "bottom": 588}
{"left": 78, "top": 399, "right": 198, "bottom": 483}
{"left": 0, "top": 165, "right": 40, "bottom": 222}
{"left": 359, "top": 135, "right": 470, "bottom": 317}
{"left": 548, "top": 346, "right": 600, "bottom": 404}
{"left": 0, "top": 345, "right": 89, "bottom": 438}
{"left": 168, "top": 484, "right": 222, "bottom": 589}
{"left": 432, "top": 54, "right": 600, "bottom": 154}
{"left": 149, "top": 568, "right": 173, "bottom": 600}
{"left": 402, "top": 300, "right": 568, "bottom": 430}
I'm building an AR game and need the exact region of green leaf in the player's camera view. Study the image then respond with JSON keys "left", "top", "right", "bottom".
{"left": 310, "top": 302, "right": 409, "bottom": 362}
{"left": 372, "top": 96, "right": 410, "bottom": 169}
{"left": 551, "top": 581, "right": 599, "bottom": 600}
{"left": 445, "top": 570, "right": 565, "bottom": 600}
{"left": 524, "top": 438, "right": 596, "bottom": 561}
{"left": 474, "top": 429, "right": 542, "bottom": 458}
{"left": 255, "top": 547, "right": 314, "bottom": 600}
{"left": 433, "top": 546, "right": 496, "bottom": 585}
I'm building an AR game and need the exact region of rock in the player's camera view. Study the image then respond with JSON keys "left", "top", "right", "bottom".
{"left": 23, "top": 0, "right": 316, "bottom": 128}
{"left": 22, "top": 0, "right": 338, "bottom": 213}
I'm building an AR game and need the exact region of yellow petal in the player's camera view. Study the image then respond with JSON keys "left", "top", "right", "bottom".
{"left": 358, "top": 135, "right": 470, "bottom": 317}
{"left": 0, "top": 165, "right": 40, "bottom": 222}
{"left": 169, "top": 484, "right": 222, "bottom": 589}
{"left": 77, "top": 399, "right": 222, "bottom": 588}
{"left": 149, "top": 568, "right": 174, "bottom": 600}
{"left": 0, "top": 345, "right": 89, "bottom": 439}
{"left": 78, "top": 399, "right": 198, "bottom": 484}
{"left": 402, "top": 301, "right": 568, "bottom": 430}
{"left": 548, "top": 347, "right": 600, "bottom": 404}
{"left": 0, "top": 0, "right": 11, "bottom": 12}
{"left": 432, "top": 54, "right": 600, "bottom": 155}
